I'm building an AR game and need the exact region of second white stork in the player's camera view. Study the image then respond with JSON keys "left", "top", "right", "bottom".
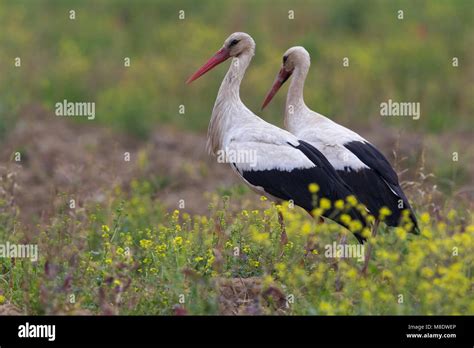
{"left": 187, "top": 33, "right": 368, "bottom": 243}
{"left": 261, "top": 46, "right": 419, "bottom": 266}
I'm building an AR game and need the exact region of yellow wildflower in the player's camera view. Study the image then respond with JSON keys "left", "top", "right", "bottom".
{"left": 173, "top": 236, "right": 183, "bottom": 246}
{"left": 319, "top": 198, "right": 331, "bottom": 211}
{"left": 346, "top": 195, "right": 358, "bottom": 207}
{"left": 346, "top": 268, "right": 358, "bottom": 279}
{"left": 421, "top": 228, "right": 432, "bottom": 239}
{"left": 251, "top": 260, "right": 260, "bottom": 268}
{"left": 308, "top": 183, "right": 319, "bottom": 193}
{"left": 340, "top": 214, "right": 352, "bottom": 225}
{"left": 335, "top": 199, "right": 344, "bottom": 210}
{"left": 395, "top": 227, "right": 407, "bottom": 240}
{"left": 382, "top": 269, "right": 394, "bottom": 280}
{"left": 263, "top": 275, "right": 274, "bottom": 287}
{"left": 155, "top": 243, "right": 167, "bottom": 254}
{"left": 420, "top": 212, "right": 430, "bottom": 224}
{"left": 437, "top": 222, "right": 447, "bottom": 232}
{"left": 447, "top": 209, "right": 456, "bottom": 221}
{"left": 362, "top": 290, "right": 371, "bottom": 302}
{"left": 275, "top": 262, "right": 286, "bottom": 273}
{"left": 251, "top": 231, "right": 270, "bottom": 244}
{"left": 349, "top": 220, "right": 363, "bottom": 232}
{"left": 319, "top": 301, "right": 334, "bottom": 314}
{"left": 206, "top": 254, "right": 215, "bottom": 268}
{"left": 139, "top": 239, "right": 153, "bottom": 249}
{"left": 379, "top": 207, "right": 392, "bottom": 218}
{"left": 366, "top": 215, "right": 375, "bottom": 224}
{"left": 421, "top": 267, "right": 434, "bottom": 278}
{"left": 301, "top": 221, "right": 312, "bottom": 235}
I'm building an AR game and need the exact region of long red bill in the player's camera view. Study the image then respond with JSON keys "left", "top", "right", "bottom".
{"left": 261, "top": 67, "right": 293, "bottom": 110}
{"left": 186, "top": 48, "right": 231, "bottom": 84}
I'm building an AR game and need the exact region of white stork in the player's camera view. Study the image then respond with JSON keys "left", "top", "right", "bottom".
{"left": 187, "top": 33, "right": 368, "bottom": 243}
{"left": 261, "top": 46, "right": 419, "bottom": 269}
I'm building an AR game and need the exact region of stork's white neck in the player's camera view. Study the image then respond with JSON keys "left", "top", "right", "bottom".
{"left": 284, "top": 64, "right": 313, "bottom": 131}
{"left": 217, "top": 50, "right": 254, "bottom": 102}
{"left": 207, "top": 48, "right": 255, "bottom": 155}
{"left": 287, "top": 66, "right": 307, "bottom": 106}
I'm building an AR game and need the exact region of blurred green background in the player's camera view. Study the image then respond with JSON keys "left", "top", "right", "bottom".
{"left": 0, "top": 0, "right": 472, "bottom": 139}
{"left": 1, "top": 0, "right": 473, "bottom": 316}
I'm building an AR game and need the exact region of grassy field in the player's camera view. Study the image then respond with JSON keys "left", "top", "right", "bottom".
{"left": 0, "top": 0, "right": 473, "bottom": 315}
{"left": 1, "top": 0, "right": 473, "bottom": 136}
{"left": 1, "top": 172, "right": 473, "bottom": 315}
{"left": 0, "top": 112, "right": 472, "bottom": 315}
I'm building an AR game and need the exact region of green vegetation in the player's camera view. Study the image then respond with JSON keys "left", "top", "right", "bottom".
{"left": 0, "top": 0, "right": 473, "bottom": 139}
{"left": 0, "top": 178, "right": 472, "bottom": 315}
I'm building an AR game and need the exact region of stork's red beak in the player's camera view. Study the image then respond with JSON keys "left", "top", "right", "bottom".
{"left": 186, "top": 48, "right": 231, "bottom": 84}
{"left": 261, "top": 67, "right": 293, "bottom": 109}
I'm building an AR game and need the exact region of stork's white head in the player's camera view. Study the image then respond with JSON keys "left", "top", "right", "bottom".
{"left": 224, "top": 32, "right": 256, "bottom": 57}
{"left": 281, "top": 46, "right": 310, "bottom": 72}
{"left": 186, "top": 32, "right": 255, "bottom": 84}
{"left": 262, "top": 46, "right": 311, "bottom": 109}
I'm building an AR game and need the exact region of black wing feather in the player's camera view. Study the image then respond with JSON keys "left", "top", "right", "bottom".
{"left": 240, "top": 140, "right": 368, "bottom": 243}
{"left": 343, "top": 140, "right": 418, "bottom": 231}
{"left": 344, "top": 141, "right": 398, "bottom": 185}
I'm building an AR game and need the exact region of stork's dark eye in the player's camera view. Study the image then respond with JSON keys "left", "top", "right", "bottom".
{"left": 283, "top": 55, "right": 288, "bottom": 63}
{"left": 229, "top": 39, "right": 240, "bottom": 47}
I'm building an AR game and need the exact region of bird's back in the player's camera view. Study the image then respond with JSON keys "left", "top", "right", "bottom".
{"left": 287, "top": 109, "right": 418, "bottom": 231}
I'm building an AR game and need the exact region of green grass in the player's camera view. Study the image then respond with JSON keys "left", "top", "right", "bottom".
{"left": 0, "top": 0, "right": 473, "bottom": 137}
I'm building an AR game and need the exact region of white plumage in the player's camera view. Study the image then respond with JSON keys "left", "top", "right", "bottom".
{"left": 288, "top": 114, "right": 369, "bottom": 171}
{"left": 204, "top": 35, "right": 315, "bottom": 175}
{"left": 262, "top": 46, "right": 418, "bottom": 232}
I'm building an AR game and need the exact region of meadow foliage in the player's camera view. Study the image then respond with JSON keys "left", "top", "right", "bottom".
{"left": 0, "top": 177, "right": 472, "bottom": 315}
